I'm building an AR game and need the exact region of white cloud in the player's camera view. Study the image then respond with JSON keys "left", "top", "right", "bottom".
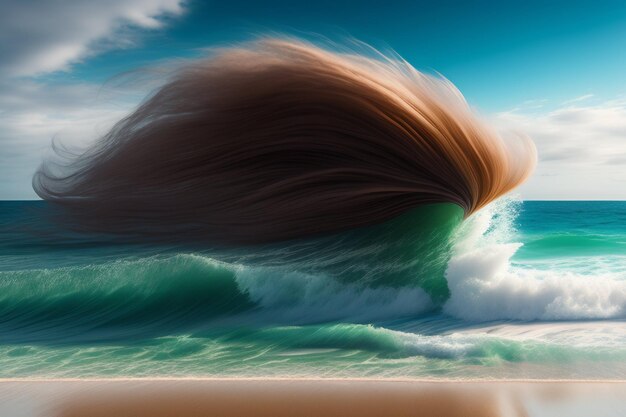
{"left": 0, "top": 80, "right": 132, "bottom": 199}
{"left": 494, "top": 97, "right": 626, "bottom": 200}
{"left": 0, "top": 0, "right": 185, "bottom": 76}
{"left": 0, "top": 0, "right": 185, "bottom": 199}
{"left": 561, "top": 94, "right": 594, "bottom": 105}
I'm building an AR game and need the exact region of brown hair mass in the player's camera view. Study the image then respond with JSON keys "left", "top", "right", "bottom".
{"left": 33, "top": 39, "right": 535, "bottom": 245}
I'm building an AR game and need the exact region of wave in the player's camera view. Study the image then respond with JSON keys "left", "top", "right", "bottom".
{"left": 1, "top": 199, "right": 625, "bottom": 345}
{"left": 235, "top": 268, "right": 433, "bottom": 323}
{"left": 20, "top": 37, "right": 623, "bottom": 349}
{"left": 2, "top": 196, "right": 625, "bottom": 349}
{"left": 225, "top": 322, "right": 626, "bottom": 363}
{"left": 33, "top": 37, "right": 535, "bottom": 245}
{"left": 0, "top": 255, "right": 253, "bottom": 343}
{"left": 444, "top": 198, "right": 626, "bottom": 321}
{"left": 4, "top": 320, "right": 626, "bottom": 378}
{"left": 516, "top": 232, "right": 626, "bottom": 259}
{"left": 0, "top": 252, "right": 438, "bottom": 343}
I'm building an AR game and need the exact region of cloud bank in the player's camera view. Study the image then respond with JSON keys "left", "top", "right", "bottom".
{"left": 0, "top": 0, "right": 185, "bottom": 199}
{"left": 0, "top": 0, "right": 184, "bottom": 76}
{"left": 495, "top": 96, "right": 626, "bottom": 199}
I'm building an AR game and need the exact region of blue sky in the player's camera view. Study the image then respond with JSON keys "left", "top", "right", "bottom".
{"left": 1, "top": 0, "right": 625, "bottom": 199}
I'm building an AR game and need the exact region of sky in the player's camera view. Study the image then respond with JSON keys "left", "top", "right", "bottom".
{"left": 0, "top": 0, "right": 624, "bottom": 200}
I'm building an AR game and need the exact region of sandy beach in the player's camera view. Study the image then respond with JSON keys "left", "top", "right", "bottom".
{"left": 1, "top": 378, "right": 625, "bottom": 417}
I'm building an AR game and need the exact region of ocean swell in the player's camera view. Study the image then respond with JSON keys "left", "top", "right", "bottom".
{"left": 0, "top": 255, "right": 252, "bottom": 343}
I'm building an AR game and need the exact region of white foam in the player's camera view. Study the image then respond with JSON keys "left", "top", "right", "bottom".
{"left": 444, "top": 198, "right": 626, "bottom": 321}
{"left": 234, "top": 268, "right": 433, "bottom": 323}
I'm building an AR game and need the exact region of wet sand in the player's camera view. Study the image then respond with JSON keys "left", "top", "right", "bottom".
{"left": 1, "top": 378, "right": 625, "bottom": 417}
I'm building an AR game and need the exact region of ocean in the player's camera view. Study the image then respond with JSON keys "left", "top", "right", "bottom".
{"left": 0, "top": 199, "right": 624, "bottom": 379}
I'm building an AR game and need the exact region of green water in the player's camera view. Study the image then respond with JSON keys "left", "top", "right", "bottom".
{"left": 0, "top": 200, "right": 624, "bottom": 379}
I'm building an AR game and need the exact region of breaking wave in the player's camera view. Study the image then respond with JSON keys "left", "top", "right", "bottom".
{"left": 444, "top": 198, "right": 626, "bottom": 321}
{"left": 2, "top": 198, "right": 625, "bottom": 347}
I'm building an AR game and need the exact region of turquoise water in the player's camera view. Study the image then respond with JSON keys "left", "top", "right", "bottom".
{"left": 0, "top": 199, "right": 624, "bottom": 379}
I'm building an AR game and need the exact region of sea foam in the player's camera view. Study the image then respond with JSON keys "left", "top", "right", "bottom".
{"left": 444, "top": 198, "right": 626, "bottom": 321}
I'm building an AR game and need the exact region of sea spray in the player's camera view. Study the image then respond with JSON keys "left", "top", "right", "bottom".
{"left": 444, "top": 198, "right": 626, "bottom": 320}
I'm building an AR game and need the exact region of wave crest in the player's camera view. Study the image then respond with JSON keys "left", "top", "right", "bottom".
{"left": 444, "top": 198, "right": 626, "bottom": 321}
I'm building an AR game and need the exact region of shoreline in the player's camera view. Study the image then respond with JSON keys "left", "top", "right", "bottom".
{"left": 2, "top": 376, "right": 626, "bottom": 383}
{"left": 2, "top": 378, "right": 626, "bottom": 417}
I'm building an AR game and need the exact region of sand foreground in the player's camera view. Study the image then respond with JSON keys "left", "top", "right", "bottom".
{"left": 1, "top": 378, "right": 625, "bottom": 417}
